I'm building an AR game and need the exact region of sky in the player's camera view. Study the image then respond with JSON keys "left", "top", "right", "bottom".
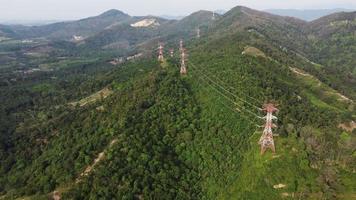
{"left": 0, "top": 0, "right": 355, "bottom": 21}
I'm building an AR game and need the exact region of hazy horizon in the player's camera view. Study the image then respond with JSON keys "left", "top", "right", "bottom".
{"left": 0, "top": 0, "right": 355, "bottom": 22}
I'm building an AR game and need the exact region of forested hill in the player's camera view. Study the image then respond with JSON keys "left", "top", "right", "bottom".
{"left": 0, "top": 9, "right": 132, "bottom": 40}
{"left": 265, "top": 9, "right": 354, "bottom": 21}
{"left": 0, "top": 5, "right": 355, "bottom": 200}
{"left": 209, "top": 6, "right": 356, "bottom": 99}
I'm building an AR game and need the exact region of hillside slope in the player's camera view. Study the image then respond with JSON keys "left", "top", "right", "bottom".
{"left": 80, "top": 10, "right": 217, "bottom": 51}
{"left": 265, "top": 9, "right": 354, "bottom": 21}
{"left": 0, "top": 6, "right": 355, "bottom": 200}
{"left": 208, "top": 6, "right": 356, "bottom": 99}
{"left": 0, "top": 10, "right": 131, "bottom": 40}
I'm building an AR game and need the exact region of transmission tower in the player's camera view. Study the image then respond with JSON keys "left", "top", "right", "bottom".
{"left": 259, "top": 103, "right": 278, "bottom": 155}
{"left": 179, "top": 39, "right": 184, "bottom": 53}
{"left": 212, "top": 11, "right": 216, "bottom": 20}
{"left": 180, "top": 48, "right": 187, "bottom": 75}
{"left": 158, "top": 43, "right": 164, "bottom": 62}
{"left": 170, "top": 49, "right": 174, "bottom": 57}
{"left": 196, "top": 27, "right": 200, "bottom": 38}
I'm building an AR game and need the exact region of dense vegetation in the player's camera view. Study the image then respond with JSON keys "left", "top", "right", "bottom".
{"left": 0, "top": 5, "right": 355, "bottom": 200}
{"left": 0, "top": 55, "right": 156, "bottom": 198}
{"left": 65, "top": 68, "right": 202, "bottom": 199}
{"left": 186, "top": 34, "right": 355, "bottom": 199}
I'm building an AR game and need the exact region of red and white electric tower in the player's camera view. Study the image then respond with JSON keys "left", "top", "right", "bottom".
{"left": 179, "top": 39, "right": 184, "bottom": 53}
{"left": 259, "top": 103, "right": 278, "bottom": 155}
{"left": 158, "top": 43, "right": 164, "bottom": 62}
{"left": 170, "top": 49, "right": 174, "bottom": 57}
{"left": 180, "top": 48, "right": 187, "bottom": 75}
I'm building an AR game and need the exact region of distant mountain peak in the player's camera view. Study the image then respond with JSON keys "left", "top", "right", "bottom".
{"left": 265, "top": 8, "right": 354, "bottom": 21}
{"left": 214, "top": 9, "right": 227, "bottom": 15}
{"left": 185, "top": 10, "right": 219, "bottom": 19}
{"left": 178, "top": 10, "right": 218, "bottom": 24}
{"left": 99, "top": 9, "right": 129, "bottom": 17}
{"left": 194, "top": 10, "right": 214, "bottom": 14}
{"left": 230, "top": 6, "right": 251, "bottom": 12}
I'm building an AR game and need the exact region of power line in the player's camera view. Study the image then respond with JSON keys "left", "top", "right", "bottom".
{"left": 189, "top": 61, "right": 263, "bottom": 111}
{"left": 189, "top": 66, "right": 260, "bottom": 119}
{"left": 190, "top": 66, "right": 263, "bottom": 120}
{"left": 189, "top": 61, "right": 263, "bottom": 105}
{"left": 196, "top": 74, "right": 262, "bottom": 155}
{"left": 188, "top": 69, "right": 260, "bottom": 156}
{"left": 216, "top": 99, "right": 260, "bottom": 127}
{"left": 189, "top": 61, "right": 262, "bottom": 111}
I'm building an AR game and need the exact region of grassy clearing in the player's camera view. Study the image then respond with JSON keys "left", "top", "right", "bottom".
{"left": 290, "top": 67, "right": 353, "bottom": 112}
{"left": 69, "top": 87, "right": 113, "bottom": 107}
{"left": 242, "top": 46, "right": 267, "bottom": 58}
{"left": 304, "top": 91, "right": 340, "bottom": 111}
{"left": 221, "top": 132, "right": 321, "bottom": 200}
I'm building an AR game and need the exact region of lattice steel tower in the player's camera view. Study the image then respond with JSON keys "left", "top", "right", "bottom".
{"left": 180, "top": 48, "right": 187, "bottom": 75}
{"left": 158, "top": 43, "right": 164, "bottom": 62}
{"left": 259, "top": 103, "right": 278, "bottom": 155}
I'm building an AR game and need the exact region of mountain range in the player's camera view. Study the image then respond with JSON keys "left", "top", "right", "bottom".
{"left": 0, "top": 5, "right": 355, "bottom": 200}
{"left": 266, "top": 8, "right": 355, "bottom": 21}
